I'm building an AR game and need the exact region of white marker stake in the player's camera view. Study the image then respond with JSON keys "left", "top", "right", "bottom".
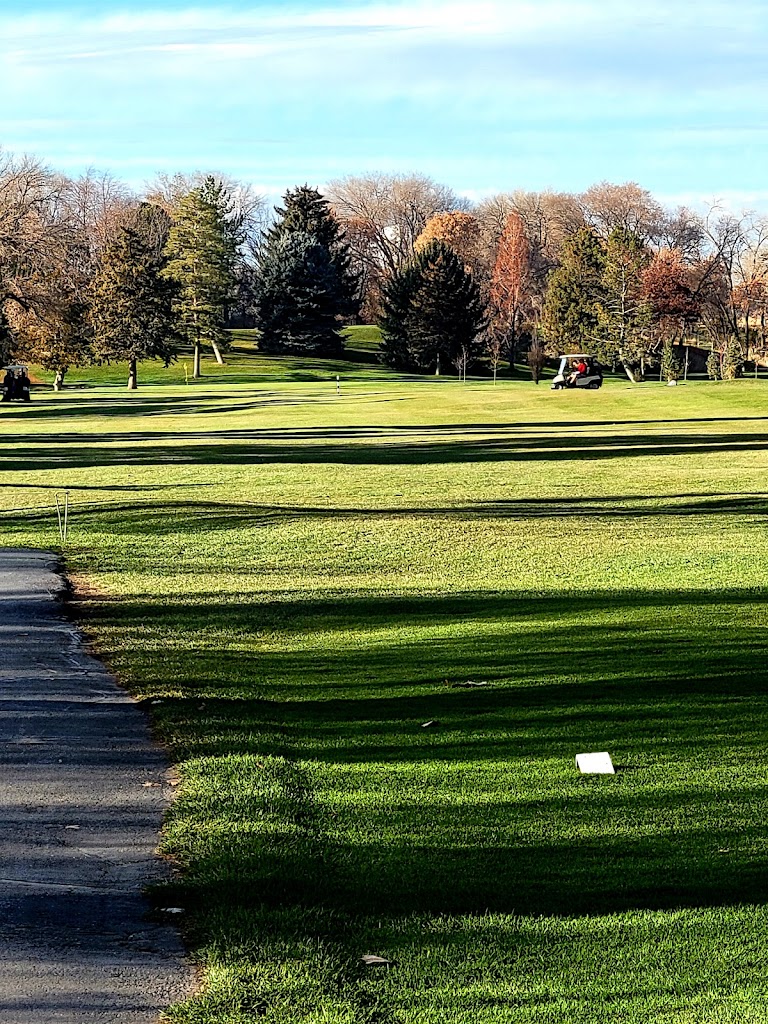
{"left": 575, "top": 752, "right": 615, "bottom": 774}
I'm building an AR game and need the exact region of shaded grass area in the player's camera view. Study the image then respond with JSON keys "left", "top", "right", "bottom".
{"left": 2, "top": 375, "right": 768, "bottom": 1021}
{"left": 8, "top": 427, "right": 768, "bottom": 470}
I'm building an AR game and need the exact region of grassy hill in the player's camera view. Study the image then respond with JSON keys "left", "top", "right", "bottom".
{"left": 2, "top": 362, "right": 768, "bottom": 1022}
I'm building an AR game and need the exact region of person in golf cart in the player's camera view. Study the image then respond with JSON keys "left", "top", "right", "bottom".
{"left": 551, "top": 354, "right": 603, "bottom": 390}
{"left": 568, "top": 358, "right": 588, "bottom": 385}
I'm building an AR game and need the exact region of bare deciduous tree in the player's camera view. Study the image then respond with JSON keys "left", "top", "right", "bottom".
{"left": 692, "top": 208, "right": 768, "bottom": 370}
{"left": 327, "top": 173, "right": 464, "bottom": 318}
{"left": 580, "top": 181, "right": 665, "bottom": 246}
{"left": 658, "top": 206, "right": 705, "bottom": 262}
{"left": 0, "top": 151, "right": 67, "bottom": 314}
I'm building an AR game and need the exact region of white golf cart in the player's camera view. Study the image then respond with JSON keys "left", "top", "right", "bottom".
{"left": 551, "top": 354, "right": 603, "bottom": 390}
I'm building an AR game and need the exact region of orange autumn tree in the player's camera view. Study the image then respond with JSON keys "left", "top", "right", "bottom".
{"left": 641, "top": 247, "right": 699, "bottom": 347}
{"left": 414, "top": 211, "right": 481, "bottom": 275}
{"left": 488, "top": 212, "right": 534, "bottom": 379}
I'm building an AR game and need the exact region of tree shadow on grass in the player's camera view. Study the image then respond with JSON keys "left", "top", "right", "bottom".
{"left": 4, "top": 428, "right": 768, "bottom": 470}
{"left": 11, "top": 492, "right": 768, "bottom": 534}
{"left": 79, "top": 585, "right": 768, "bottom": 918}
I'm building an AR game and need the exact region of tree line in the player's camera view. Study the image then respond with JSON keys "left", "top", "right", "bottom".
{"left": 1, "top": 149, "right": 766, "bottom": 387}
{"left": 325, "top": 176, "right": 768, "bottom": 382}
{"left": 0, "top": 155, "right": 268, "bottom": 388}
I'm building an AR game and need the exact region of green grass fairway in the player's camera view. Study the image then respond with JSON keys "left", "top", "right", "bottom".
{"left": 30, "top": 326, "right": 385, "bottom": 388}
{"left": 3, "top": 360, "right": 768, "bottom": 1022}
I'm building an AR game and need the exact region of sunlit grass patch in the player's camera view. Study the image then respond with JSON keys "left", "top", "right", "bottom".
{"left": 2, "top": 366, "right": 768, "bottom": 1020}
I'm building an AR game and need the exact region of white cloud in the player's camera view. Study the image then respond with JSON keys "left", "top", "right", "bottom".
{"left": 2, "top": 0, "right": 763, "bottom": 65}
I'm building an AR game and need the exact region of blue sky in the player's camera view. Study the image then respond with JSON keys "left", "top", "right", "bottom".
{"left": 1, "top": 0, "right": 767, "bottom": 208}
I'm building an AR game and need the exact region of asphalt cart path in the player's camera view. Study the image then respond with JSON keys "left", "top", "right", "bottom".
{"left": 0, "top": 550, "right": 191, "bottom": 1022}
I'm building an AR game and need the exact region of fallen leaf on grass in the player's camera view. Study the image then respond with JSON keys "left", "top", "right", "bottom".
{"left": 361, "top": 955, "right": 391, "bottom": 966}
{"left": 421, "top": 720, "right": 439, "bottom": 728}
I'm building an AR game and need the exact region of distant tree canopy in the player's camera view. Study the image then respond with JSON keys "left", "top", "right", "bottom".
{"left": 415, "top": 211, "right": 482, "bottom": 277}
{"left": 255, "top": 185, "right": 357, "bottom": 355}
{"left": 379, "top": 241, "right": 486, "bottom": 374}
{"left": 326, "top": 173, "right": 465, "bottom": 320}
{"left": 3, "top": 144, "right": 768, "bottom": 387}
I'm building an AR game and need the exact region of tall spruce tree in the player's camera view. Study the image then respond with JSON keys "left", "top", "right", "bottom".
{"left": 266, "top": 185, "right": 358, "bottom": 317}
{"left": 379, "top": 262, "right": 420, "bottom": 371}
{"left": 378, "top": 241, "right": 486, "bottom": 374}
{"left": 162, "top": 177, "right": 242, "bottom": 377}
{"left": 255, "top": 186, "right": 358, "bottom": 355}
{"left": 542, "top": 228, "right": 605, "bottom": 353}
{"left": 256, "top": 230, "right": 345, "bottom": 355}
{"left": 89, "top": 211, "right": 179, "bottom": 389}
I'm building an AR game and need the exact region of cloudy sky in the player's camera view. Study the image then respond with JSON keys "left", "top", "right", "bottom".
{"left": 1, "top": 0, "right": 767, "bottom": 206}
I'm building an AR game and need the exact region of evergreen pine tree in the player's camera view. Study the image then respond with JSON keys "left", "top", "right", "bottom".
{"left": 89, "top": 217, "right": 179, "bottom": 389}
{"left": 255, "top": 186, "right": 358, "bottom": 355}
{"left": 707, "top": 348, "right": 722, "bottom": 380}
{"left": 721, "top": 336, "right": 744, "bottom": 379}
{"left": 660, "top": 340, "right": 683, "bottom": 382}
{"left": 407, "top": 242, "right": 487, "bottom": 373}
{"left": 256, "top": 231, "right": 345, "bottom": 356}
{"left": 266, "top": 185, "right": 358, "bottom": 317}
{"left": 542, "top": 228, "right": 605, "bottom": 352}
{"left": 379, "top": 262, "right": 420, "bottom": 370}
{"left": 378, "top": 241, "right": 486, "bottom": 374}
{"left": 162, "top": 177, "right": 242, "bottom": 377}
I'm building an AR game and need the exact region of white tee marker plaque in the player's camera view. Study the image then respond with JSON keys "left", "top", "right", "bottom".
{"left": 575, "top": 752, "right": 615, "bottom": 774}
